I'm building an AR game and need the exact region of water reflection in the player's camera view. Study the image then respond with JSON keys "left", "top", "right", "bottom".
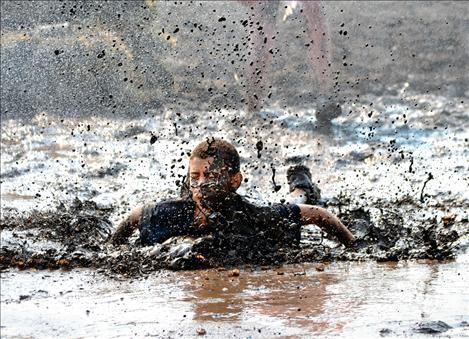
{"left": 175, "top": 259, "right": 469, "bottom": 336}
{"left": 183, "top": 263, "right": 362, "bottom": 334}
{"left": 1, "top": 258, "right": 468, "bottom": 338}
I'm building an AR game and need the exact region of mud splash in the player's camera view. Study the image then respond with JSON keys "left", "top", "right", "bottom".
{"left": 1, "top": 89, "right": 468, "bottom": 276}
{"left": 0, "top": 99, "right": 468, "bottom": 338}
{"left": 1, "top": 192, "right": 466, "bottom": 277}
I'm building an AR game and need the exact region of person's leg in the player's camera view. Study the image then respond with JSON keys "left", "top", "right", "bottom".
{"left": 302, "top": 1, "right": 332, "bottom": 93}
{"left": 245, "top": 1, "right": 279, "bottom": 114}
{"left": 302, "top": 1, "right": 342, "bottom": 134}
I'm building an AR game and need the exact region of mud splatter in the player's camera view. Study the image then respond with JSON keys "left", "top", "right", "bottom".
{"left": 1, "top": 192, "right": 466, "bottom": 277}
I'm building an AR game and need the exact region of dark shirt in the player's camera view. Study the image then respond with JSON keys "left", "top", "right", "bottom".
{"left": 138, "top": 194, "right": 302, "bottom": 252}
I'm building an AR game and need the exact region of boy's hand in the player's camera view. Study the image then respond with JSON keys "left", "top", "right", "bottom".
{"left": 298, "top": 204, "right": 356, "bottom": 247}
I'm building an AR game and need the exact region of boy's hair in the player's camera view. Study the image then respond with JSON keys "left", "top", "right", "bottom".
{"left": 190, "top": 138, "right": 240, "bottom": 174}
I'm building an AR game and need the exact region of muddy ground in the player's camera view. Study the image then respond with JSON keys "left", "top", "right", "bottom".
{"left": 1, "top": 259, "right": 468, "bottom": 338}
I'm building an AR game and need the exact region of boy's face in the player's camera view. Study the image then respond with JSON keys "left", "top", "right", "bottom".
{"left": 189, "top": 156, "right": 240, "bottom": 205}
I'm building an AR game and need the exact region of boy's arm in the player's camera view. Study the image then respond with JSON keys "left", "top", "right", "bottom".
{"left": 297, "top": 204, "right": 356, "bottom": 247}
{"left": 109, "top": 207, "right": 143, "bottom": 245}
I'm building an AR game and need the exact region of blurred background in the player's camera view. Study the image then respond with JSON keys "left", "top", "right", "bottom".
{"left": 2, "top": 1, "right": 468, "bottom": 119}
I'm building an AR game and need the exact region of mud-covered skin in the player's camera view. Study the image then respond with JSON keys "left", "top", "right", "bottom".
{"left": 1, "top": 193, "right": 466, "bottom": 277}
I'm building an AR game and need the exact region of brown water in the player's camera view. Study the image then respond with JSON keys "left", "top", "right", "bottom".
{"left": 1, "top": 253, "right": 468, "bottom": 338}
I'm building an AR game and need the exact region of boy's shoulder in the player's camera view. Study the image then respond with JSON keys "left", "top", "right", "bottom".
{"left": 138, "top": 198, "right": 195, "bottom": 245}
{"left": 141, "top": 198, "right": 195, "bottom": 217}
{"left": 236, "top": 195, "right": 301, "bottom": 220}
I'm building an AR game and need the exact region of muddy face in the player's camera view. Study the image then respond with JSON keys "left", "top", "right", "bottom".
{"left": 189, "top": 156, "right": 240, "bottom": 208}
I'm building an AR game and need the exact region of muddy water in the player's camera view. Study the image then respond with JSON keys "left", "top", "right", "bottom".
{"left": 1, "top": 90, "right": 468, "bottom": 336}
{"left": 2, "top": 254, "right": 468, "bottom": 338}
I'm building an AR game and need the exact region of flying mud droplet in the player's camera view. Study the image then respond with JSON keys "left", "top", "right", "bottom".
{"left": 256, "top": 140, "right": 263, "bottom": 159}
{"left": 270, "top": 164, "right": 281, "bottom": 192}
{"left": 420, "top": 172, "right": 434, "bottom": 202}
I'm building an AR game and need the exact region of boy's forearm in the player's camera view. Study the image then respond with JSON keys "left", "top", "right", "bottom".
{"left": 298, "top": 204, "right": 356, "bottom": 247}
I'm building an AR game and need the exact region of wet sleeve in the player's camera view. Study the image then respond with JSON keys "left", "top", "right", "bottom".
{"left": 138, "top": 200, "right": 193, "bottom": 246}
{"left": 138, "top": 204, "right": 161, "bottom": 245}
{"left": 271, "top": 203, "right": 302, "bottom": 225}
{"left": 138, "top": 203, "right": 176, "bottom": 246}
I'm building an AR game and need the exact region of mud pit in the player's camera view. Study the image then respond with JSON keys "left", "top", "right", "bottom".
{"left": 2, "top": 258, "right": 469, "bottom": 338}
{"left": 1, "top": 1, "right": 467, "bottom": 276}
{"left": 1, "top": 1, "right": 469, "bottom": 337}
{"left": 2, "top": 91, "right": 468, "bottom": 276}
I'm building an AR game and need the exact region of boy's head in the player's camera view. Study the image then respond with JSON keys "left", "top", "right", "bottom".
{"left": 188, "top": 138, "right": 243, "bottom": 205}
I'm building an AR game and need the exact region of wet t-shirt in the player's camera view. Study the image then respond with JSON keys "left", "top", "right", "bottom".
{"left": 138, "top": 194, "right": 302, "bottom": 252}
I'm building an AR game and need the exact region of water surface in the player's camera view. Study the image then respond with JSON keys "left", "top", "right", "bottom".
{"left": 2, "top": 254, "right": 468, "bottom": 338}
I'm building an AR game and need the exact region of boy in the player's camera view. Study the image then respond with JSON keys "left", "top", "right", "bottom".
{"left": 110, "top": 138, "right": 355, "bottom": 255}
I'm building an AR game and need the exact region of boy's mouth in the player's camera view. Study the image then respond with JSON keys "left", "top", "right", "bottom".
{"left": 201, "top": 183, "right": 226, "bottom": 199}
{"left": 191, "top": 181, "right": 230, "bottom": 204}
